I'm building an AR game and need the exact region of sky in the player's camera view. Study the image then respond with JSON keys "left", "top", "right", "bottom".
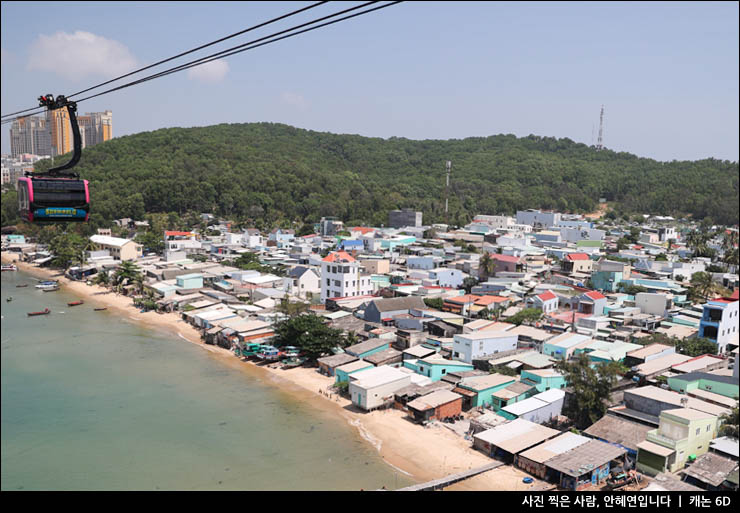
{"left": 1, "top": 1, "right": 738, "bottom": 162}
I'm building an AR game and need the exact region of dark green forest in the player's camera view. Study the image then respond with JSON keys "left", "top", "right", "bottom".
{"left": 2, "top": 122, "right": 738, "bottom": 230}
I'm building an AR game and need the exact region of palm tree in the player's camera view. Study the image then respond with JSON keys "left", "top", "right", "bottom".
{"left": 113, "top": 261, "right": 143, "bottom": 293}
{"left": 479, "top": 252, "right": 496, "bottom": 281}
{"left": 689, "top": 271, "right": 716, "bottom": 301}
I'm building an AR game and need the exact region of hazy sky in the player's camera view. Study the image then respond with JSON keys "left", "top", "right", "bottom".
{"left": 2, "top": 1, "right": 738, "bottom": 162}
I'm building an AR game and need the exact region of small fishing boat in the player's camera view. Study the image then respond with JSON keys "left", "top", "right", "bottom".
{"left": 16, "top": 284, "right": 28, "bottom": 288}
{"left": 67, "top": 300, "right": 84, "bottom": 306}
{"left": 36, "top": 280, "right": 59, "bottom": 290}
{"left": 94, "top": 307, "right": 107, "bottom": 311}
{"left": 27, "top": 308, "right": 51, "bottom": 316}
{"left": 1, "top": 264, "right": 18, "bottom": 271}
{"left": 255, "top": 345, "right": 281, "bottom": 361}
{"left": 42, "top": 286, "right": 60, "bottom": 292}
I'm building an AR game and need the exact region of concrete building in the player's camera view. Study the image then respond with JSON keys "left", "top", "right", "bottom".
{"left": 89, "top": 235, "right": 142, "bottom": 262}
{"left": 499, "top": 388, "right": 565, "bottom": 423}
{"left": 320, "top": 251, "right": 373, "bottom": 303}
{"left": 388, "top": 208, "right": 422, "bottom": 228}
{"left": 636, "top": 408, "right": 719, "bottom": 476}
{"left": 516, "top": 209, "right": 561, "bottom": 229}
{"left": 698, "top": 296, "right": 739, "bottom": 353}
{"left": 348, "top": 365, "right": 416, "bottom": 411}
{"left": 452, "top": 331, "right": 519, "bottom": 364}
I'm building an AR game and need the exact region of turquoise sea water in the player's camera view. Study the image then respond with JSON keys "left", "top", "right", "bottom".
{"left": 1, "top": 271, "right": 414, "bottom": 491}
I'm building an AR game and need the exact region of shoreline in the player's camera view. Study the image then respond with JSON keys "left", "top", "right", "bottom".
{"left": 1, "top": 252, "right": 540, "bottom": 491}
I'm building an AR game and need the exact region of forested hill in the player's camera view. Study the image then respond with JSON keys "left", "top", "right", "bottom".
{"left": 29, "top": 122, "right": 740, "bottom": 227}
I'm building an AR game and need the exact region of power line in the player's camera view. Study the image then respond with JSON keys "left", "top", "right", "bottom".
{"left": 65, "top": 0, "right": 330, "bottom": 99}
{"left": 2, "top": 1, "right": 402, "bottom": 120}
{"left": 71, "top": 1, "right": 399, "bottom": 106}
{"left": 2, "top": 1, "right": 329, "bottom": 119}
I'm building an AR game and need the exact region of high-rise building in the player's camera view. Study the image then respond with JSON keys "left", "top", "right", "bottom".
{"left": 8, "top": 110, "right": 112, "bottom": 157}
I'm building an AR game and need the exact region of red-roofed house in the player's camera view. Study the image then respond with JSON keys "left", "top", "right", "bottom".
{"left": 577, "top": 290, "right": 607, "bottom": 315}
{"left": 350, "top": 226, "right": 377, "bottom": 237}
{"left": 320, "top": 251, "right": 372, "bottom": 303}
{"left": 490, "top": 253, "right": 524, "bottom": 274}
{"left": 526, "top": 290, "right": 559, "bottom": 314}
{"left": 561, "top": 253, "right": 593, "bottom": 274}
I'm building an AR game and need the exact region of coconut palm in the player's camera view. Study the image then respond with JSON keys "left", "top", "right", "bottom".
{"left": 479, "top": 252, "right": 496, "bottom": 281}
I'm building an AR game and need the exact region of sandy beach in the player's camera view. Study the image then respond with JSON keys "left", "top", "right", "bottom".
{"left": 2, "top": 252, "right": 544, "bottom": 491}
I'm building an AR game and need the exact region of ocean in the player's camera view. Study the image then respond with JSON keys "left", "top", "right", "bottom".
{"left": 1, "top": 271, "right": 415, "bottom": 491}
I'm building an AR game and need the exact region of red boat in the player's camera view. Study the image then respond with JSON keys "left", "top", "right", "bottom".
{"left": 27, "top": 308, "right": 51, "bottom": 316}
{"left": 67, "top": 300, "right": 84, "bottom": 306}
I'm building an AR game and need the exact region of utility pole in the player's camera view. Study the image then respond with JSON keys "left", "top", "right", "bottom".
{"left": 445, "top": 160, "right": 451, "bottom": 226}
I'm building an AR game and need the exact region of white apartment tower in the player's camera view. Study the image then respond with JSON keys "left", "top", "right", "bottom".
{"left": 320, "top": 251, "right": 373, "bottom": 303}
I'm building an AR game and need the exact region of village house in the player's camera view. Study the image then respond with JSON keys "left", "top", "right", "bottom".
{"left": 498, "top": 388, "right": 565, "bottom": 424}
{"left": 544, "top": 439, "right": 627, "bottom": 491}
{"left": 453, "top": 373, "right": 516, "bottom": 409}
{"left": 526, "top": 290, "right": 559, "bottom": 314}
{"left": 320, "top": 251, "right": 373, "bottom": 303}
{"left": 347, "top": 366, "right": 421, "bottom": 411}
{"left": 405, "top": 389, "right": 464, "bottom": 423}
{"left": 89, "top": 234, "right": 143, "bottom": 262}
{"left": 515, "top": 431, "right": 591, "bottom": 480}
{"left": 636, "top": 408, "right": 719, "bottom": 476}
{"left": 452, "top": 330, "right": 519, "bottom": 364}
{"left": 472, "top": 418, "right": 561, "bottom": 463}
{"left": 561, "top": 253, "right": 593, "bottom": 274}
{"left": 362, "top": 296, "right": 427, "bottom": 324}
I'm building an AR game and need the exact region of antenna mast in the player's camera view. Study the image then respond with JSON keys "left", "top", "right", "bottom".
{"left": 445, "top": 160, "right": 451, "bottom": 226}
{"left": 596, "top": 105, "right": 605, "bottom": 150}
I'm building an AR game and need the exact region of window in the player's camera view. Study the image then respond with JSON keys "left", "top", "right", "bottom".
{"left": 696, "top": 428, "right": 700, "bottom": 436}
{"left": 706, "top": 425, "right": 711, "bottom": 432}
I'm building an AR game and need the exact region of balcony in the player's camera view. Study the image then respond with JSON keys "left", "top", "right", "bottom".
{"left": 646, "top": 429, "right": 680, "bottom": 449}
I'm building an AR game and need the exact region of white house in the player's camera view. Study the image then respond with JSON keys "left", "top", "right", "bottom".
{"left": 635, "top": 292, "right": 673, "bottom": 317}
{"left": 348, "top": 366, "right": 414, "bottom": 411}
{"left": 452, "top": 331, "right": 519, "bottom": 363}
{"left": 320, "top": 251, "right": 373, "bottom": 303}
{"left": 283, "top": 266, "right": 320, "bottom": 299}
{"left": 428, "top": 267, "right": 465, "bottom": 288}
{"left": 527, "top": 290, "right": 559, "bottom": 314}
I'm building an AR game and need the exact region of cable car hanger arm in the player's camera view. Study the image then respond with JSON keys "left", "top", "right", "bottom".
{"left": 36, "top": 94, "right": 81, "bottom": 178}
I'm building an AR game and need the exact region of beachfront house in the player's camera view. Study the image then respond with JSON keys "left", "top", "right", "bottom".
{"left": 515, "top": 432, "right": 591, "bottom": 481}
{"left": 472, "top": 418, "right": 560, "bottom": 463}
{"left": 406, "top": 389, "right": 463, "bottom": 423}
{"left": 348, "top": 366, "right": 415, "bottom": 411}
{"left": 335, "top": 359, "right": 374, "bottom": 384}
{"left": 344, "top": 339, "right": 391, "bottom": 359}
{"left": 453, "top": 373, "right": 517, "bottom": 409}
{"left": 542, "top": 333, "right": 593, "bottom": 360}
{"left": 544, "top": 439, "right": 627, "bottom": 491}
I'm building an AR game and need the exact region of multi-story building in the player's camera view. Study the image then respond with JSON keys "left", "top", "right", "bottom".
{"left": 388, "top": 208, "right": 422, "bottom": 228}
{"left": 516, "top": 209, "right": 561, "bottom": 229}
{"left": 320, "top": 251, "right": 373, "bottom": 303}
{"left": 698, "top": 295, "right": 739, "bottom": 353}
{"left": 8, "top": 110, "right": 112, "bottom": 157}
{"left": 636, "top": 408, "right": 719, "bottom": 476}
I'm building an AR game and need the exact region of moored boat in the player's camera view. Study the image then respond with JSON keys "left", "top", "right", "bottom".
{"left": 94, "top": 307, "right": 107, "bottom": 311}
{"left": 16, "top": 284, "right": 28, "bottom": 288}
{"left": 42, "top": 286, "right": 60, "bottom": 292}
{"left": 255, "top": 345, "right": 281, "bottom": 361}
{"left": 35, "top": 280, "right": 59, "bottom": 290}
{"left": 27, "top": 308, "right": 51, "bottom": 316}
{"left": 68, "top": 300, "right": 84, "bottom": 306}
{"left": 1, "top": 264, "right": 18, "bottom": 271}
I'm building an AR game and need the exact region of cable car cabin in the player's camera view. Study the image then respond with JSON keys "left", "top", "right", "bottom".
{"left": 17, "top": 176, "right": 89, "bottom": 222}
